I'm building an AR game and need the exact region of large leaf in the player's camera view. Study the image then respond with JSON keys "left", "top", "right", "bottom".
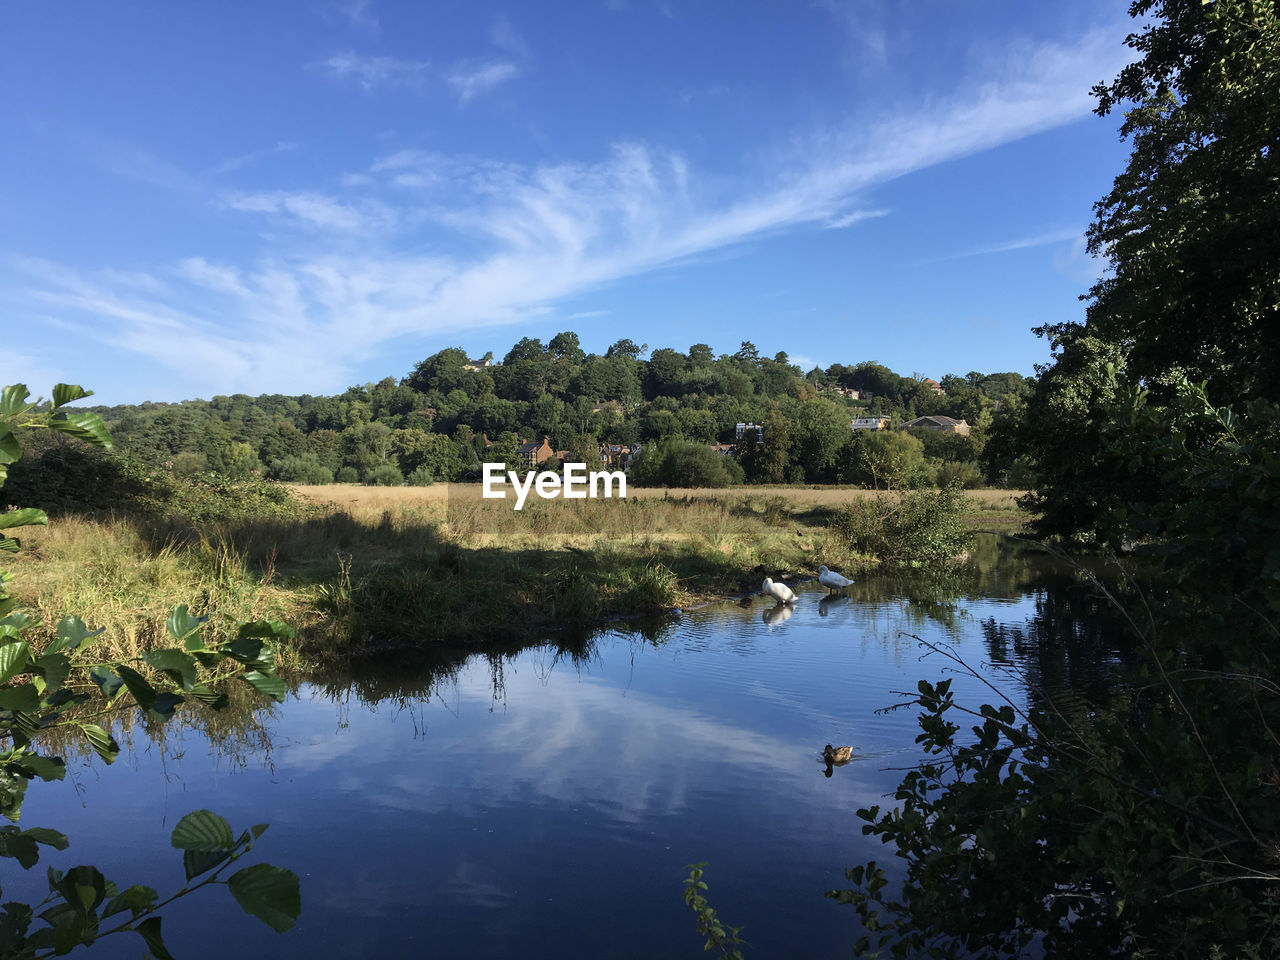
{"left": 170, "top": 810, "right": 234, "bottom": 853}
{"left": 78, "top": 724, "right": 119, "bottom": 764}
{"left": 47, "top": 411, "right": 112, "bottom": 449}
{"left": 88, "top": 666, "right": 124, "bottom": 701}
{"left": 187, "top": 683, "right": 228, "bottom": 709}
{"left": 149, "top": 691, "right": 184, "bottom": 719}
{"left": 136, "top": 916, "right": 176, "bottom": 960}
{"left": 242, "top": 670, "right": 286, "bottom": 702}
{"left": 0, "top": 385, "right": 30, "bottom": 418}
{"left": 0, "top": 770, "right": 29, "bottom": 823}
{"left": 166, "top": 605, "right": 207, "bottom": 643}
{"left": 182, "top": 848, "right": 228, "bottom": 881}
{"left": 0, "top": 612, "right": 33, "bottom": 630}
{"left": 17, "top": 754, "right": 65, "bottom": 782}
{"left": 224, "top": 636, "right": 273, "bottom": 670}
{"left": 0, "top": 685, "right": 40, "bottom": 712}
{"left": 236, "top": 620, "right": 295, "bottom": 641}
{"left": 32, "top": 653, "right": 69, "bottom": 695}
{"left": 50, "top": 384, "right": 91, "bottom": 409}
{"left": 0, "top": 537, "right": 19, "bottom": 554}
{"left": 227, "top": 863, "right": 301, "bottom": 933}
{"left": 142, "top": 649, "right": 197, "bottom": 690}
{"left": 0, "top": 641, "right": 29, "bottom": 685}
{"left": 50, "top": 616, "right": 104, "bottom": 654}
{"left": 0, "top": 426, "right": 20, "bottom": 466}
{"left": 114, "top": 664, "right": 156, "bottom": 710}
{"left": 0, "top": 509, "right": 47, "bottom": 531}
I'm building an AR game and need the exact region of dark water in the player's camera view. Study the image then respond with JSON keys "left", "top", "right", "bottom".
{"left": 12, "top": 536, "right": 1122, "bottom": 958}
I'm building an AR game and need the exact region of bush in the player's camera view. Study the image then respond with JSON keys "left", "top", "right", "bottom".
{"left": 336, "top": 466, "right": 359, "bottom": 483}
{"left": 830, "top": 484, "right": 971, "bottom": 566}
{"left": 630, "top": 439, "right": 738, "bottom": 488}
{"left": 934, "top": 460, "right": 983, "bottom": 489}
{"left": 407, "top": 465, "right": 435, "bottom": 486}
{"left": 271, "top": 454, "right": 334, "bottom": 485}
{"left": 366, "top": 464, "right": 404, "bottom": 486}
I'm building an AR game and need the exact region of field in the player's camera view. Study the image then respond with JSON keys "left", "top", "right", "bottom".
{"left": 10, "top": 482, "right": 1029, "bottom": 663}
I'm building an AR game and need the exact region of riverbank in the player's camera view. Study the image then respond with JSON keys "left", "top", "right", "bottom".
{"left": 9, "top": 484, "right": 1029, "bottom": 662}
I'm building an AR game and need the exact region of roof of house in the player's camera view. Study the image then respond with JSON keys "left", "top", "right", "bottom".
{"left": 903, "top": 415, "right": 967, "bottom": 428}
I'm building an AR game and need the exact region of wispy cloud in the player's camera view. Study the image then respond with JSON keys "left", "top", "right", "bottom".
{"left": 930, "top": 226, "right": 1084, "bottom": 262}
{"left": 321, "top": 51, "right": 430, "bottom": 91}
{"left": 446, "top": 61, "right": 520, "bottom": 103}
{"left": 338, "top": 0, "right": 379, "bottom": 33}
{"left": 220, "top": 190, "right": 391, "bottom": 232}
{"left": 25, "top": 28, "right": 1129, "bottom": 398}
{"left": 203, "top": 140, "right": 299, "bottom": 178}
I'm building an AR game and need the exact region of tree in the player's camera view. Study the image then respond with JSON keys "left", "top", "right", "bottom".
{"left": 1075, "top": 0, "right": 1280, "bottom": 404}
{"left": 794, "top": 398, "right": 850, "bottom": 482}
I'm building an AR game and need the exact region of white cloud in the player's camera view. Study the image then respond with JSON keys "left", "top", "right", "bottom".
{"left": 24, "top": 28, "right": 1130, "bottom": 398}
{"left": 220, "top": 190, "right": 390, "bottom": 232}
{"left": 489, "top": 15, "right": 530, "bottom": 59}
{"left": 338, "top": 0, "right": 378, "bottom": 33}
{"left": 321, "top": 51, "right": 430, "bottom": 91}
{"left": 446, "top": 61, "right": 519, "bottom": 103}
{"left": 203, "top": 140, "right": 299, "bottom": 178}
{"left": 930, "top": 226, "right": 1084, "bottom": 262}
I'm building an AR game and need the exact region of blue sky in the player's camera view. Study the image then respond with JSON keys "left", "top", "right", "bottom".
{"left": 2, "top": 1, "right": 1138, "bottom": 405}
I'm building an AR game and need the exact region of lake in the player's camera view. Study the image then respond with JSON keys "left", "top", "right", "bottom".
{"left": 14, "top": 535, "right": 1120, "bottom": 958}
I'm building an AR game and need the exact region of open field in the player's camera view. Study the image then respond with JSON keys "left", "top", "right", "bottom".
{"left": 10, "top": 483, "right": 1030, "bottom": 663}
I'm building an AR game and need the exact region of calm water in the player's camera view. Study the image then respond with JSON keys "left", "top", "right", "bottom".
{"left": 13, "top": 536, "right": 1119, "bottom": 958}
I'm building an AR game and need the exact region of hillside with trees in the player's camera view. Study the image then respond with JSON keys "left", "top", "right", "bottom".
{"left": 57, "top": 336, "right": 1032, "bottom": 491}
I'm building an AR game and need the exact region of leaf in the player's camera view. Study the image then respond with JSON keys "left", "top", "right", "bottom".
{"left": 242, "top": 670, "right": 286, "bottom": 702}
{"left": 0, "top": 772, "right": 29, "bottom": 823}
{"left": 182, "top": 848, "right": 228, "bottom": 880}
{"left": 0, "top": 827, "right": 39, "bottom": 867}
{"left": 88, "top": 666, "right": 125, "bottom": 701}
{"left": 227, "top": 864, "right": 301, "bottom": 933}
{"left": 18, "top": 754, "right": 66, "bottom": 782}
{"left": 102, "top": 883, "right": 157, "bottom": 920}
{"left": 166, "top": 605, "right": 207, "bottom": 643}
{"left": 0, "top": 509, "right": 47, "bottom": 531}
{"left": 0, "top": 685, "right": 40, "bottom": 712}
{"left": 236, "top": 619, "right": 295, "bottom": 641}
{"left": 136, "top": 916, "right": 176, "bottom": 960}
{"left": 0, "top": 612, "right": 33, "bottom": 630}
{"left": 0, "top": 641, "right": 30, "bottom": 685}
{"left": 47, "top": 410, "right": 113, "bottom": 448}
{"left": 142, "top": 649, "right": 197, "bottom": 690}
{"left": 50, "top": 616, "right": 104, "bottom": 654}
{"left": 170, "top": 810, "right": 234, "bottom": 853}
{"left": 32, "top": 653, "right": 70, "bottom": 694}
{"left": 0, "top": 384, "right": 30, "bottom": 418}
{"left": 0, "top": 537, "right": 19, "bottom": 553}
{"left": 50, "top": 384, "right": 91, "bottom": 409}
{"left": 79, "top": 724, "right": 119, "bottom": 764}
{"left": 224, "top": 635, "right": 273, "bottom": 669}
{"left": 114, "top": 664, "right": 156, "bottom": 710}
{"left": 22, "top": 827, "right": 68, "bottom": 851}
{"left": 0, "top": 426, "right": 20, "bottom": 466}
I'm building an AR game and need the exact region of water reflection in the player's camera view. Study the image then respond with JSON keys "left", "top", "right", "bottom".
{"left": 17, "top": 534, "right": 1133, "bottom": 959}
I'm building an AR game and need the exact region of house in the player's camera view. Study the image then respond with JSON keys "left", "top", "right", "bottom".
{"left": 921, "top": 378, "right": 945, "bottom": 394}
{"left": 516, "top": 437, "right": 555, "bottom": 468}
{"left": 735, "top": 422, "right": 764, "bottom": 444}
{"left": 709, "top": 443, "right": 737, "bottom": 456}
{"left": 825, "top": 385, "right": 869, "bottom": 401}
{"left": 599, "top": 443, "right": 641, "bottom": 472}
{"left": 462, "top": 357, "right": 502, "bottom": 371}
{"left": 901, "top": 415, "right": 970, "bottom": 436}
{"left": 851, "top": 416, "right": 890, "bottom": 430}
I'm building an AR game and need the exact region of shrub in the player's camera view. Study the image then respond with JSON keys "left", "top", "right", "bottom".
{"left": 934, "top": 460, "right": 983, "bottom": 489}
{"left": 830, "top": 484, "right": 971, "bottom": 566}
{"left": 336, "top": 466, "right": 359, "bottom": 483}
{"left": 366, "top": 464, "right": 404, "bottom": 486}
{"left": 407, "top": 465, "right": 435, "bottom": 486}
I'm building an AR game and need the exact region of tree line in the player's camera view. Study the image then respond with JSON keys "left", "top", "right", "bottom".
{"left": 81, "top": 338, "right": 1033, "bottom": 488}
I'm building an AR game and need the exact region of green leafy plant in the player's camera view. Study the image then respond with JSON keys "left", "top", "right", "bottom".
{"left": 0, "top": 383, "right": 300, "bottom": 957}
{"left": 682, "top": 863, "right": 747, "bottom": 959}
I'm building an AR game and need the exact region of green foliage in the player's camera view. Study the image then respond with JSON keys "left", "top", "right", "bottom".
{"left": 682, "top": 863, "right": 747, "bottom": 960}
{"left": 365, "top": 463, "right": 404, "bottom": 486}
{"left": 839, "top": 429, "right": 930, "bottom": 489}
{"left": 335, "top": 466, "right": 359, "bottom": 483}
{"left": 829, "top": 484, "right": 972, "bottom": 567}
{"left": 630, "top": 439, "right": 738, "bottom": 488}
{"left": 0, "top": 383, "right": 300, "bottom": 957}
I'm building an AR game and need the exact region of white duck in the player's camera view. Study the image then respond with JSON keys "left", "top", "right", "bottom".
{"left": 762, "top": 577, "right": 796, "bottom": 604}
{"left": 817, "top": 565, "right": 854, "bottom": 592}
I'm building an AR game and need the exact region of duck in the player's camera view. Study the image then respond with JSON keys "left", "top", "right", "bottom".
{"left": 762, "top": 577, "right": 796, "bottom": 604}
{"left": 823, "top": 744, "right": 853, "bottom": 764}
{"left": 817, "top": 565, "right": 854, "bottom": 592}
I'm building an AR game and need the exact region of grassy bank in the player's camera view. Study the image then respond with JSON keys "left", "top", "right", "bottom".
{"left": 10, "top": 483, "right": 1029, "bottom": 662}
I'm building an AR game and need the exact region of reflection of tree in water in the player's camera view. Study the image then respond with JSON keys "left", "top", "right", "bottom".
{"left": 980, "top": 579, "right": 1138, "bottom": 710}
{"left": 32, "top": 679, "right": 284, "bottom": 775}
